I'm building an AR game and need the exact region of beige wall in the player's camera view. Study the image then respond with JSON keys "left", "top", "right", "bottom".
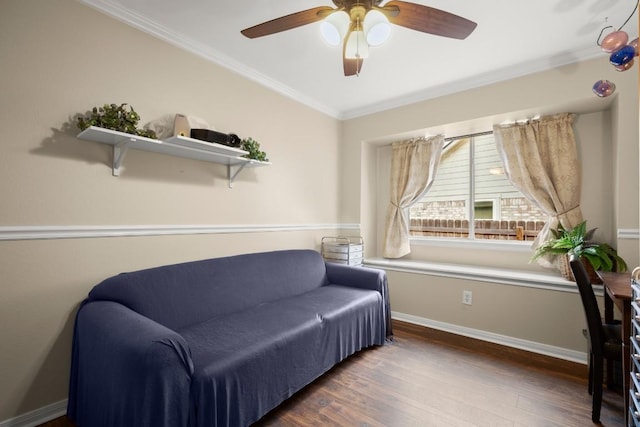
{"left": 342, "top": 56, "right": 639, "bottom": 357}
{"left": 0, "top": 0, "right": 343, "bottom": 421}
{"left": 345, "top": 59, "right": 639, "bottom": 260}
{"left": 1, "top": 0, "right": 639, "bottom": 423}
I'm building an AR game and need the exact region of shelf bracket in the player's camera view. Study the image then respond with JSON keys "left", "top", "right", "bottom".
{"left": 228, "top": 163, "right": 249, "bottom": 188}
{"left": 112, "top": 142, "right": 129, "bottom": 176}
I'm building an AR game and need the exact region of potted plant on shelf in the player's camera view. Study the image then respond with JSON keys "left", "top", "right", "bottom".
{"left": 241, "top": 137, "right": 268, "bottom": 162}
{"left": 77, "top": 103, "right": 157, "bottom": 139}
{"left": 531, "top": 221, "right": 627, "bottom": 283}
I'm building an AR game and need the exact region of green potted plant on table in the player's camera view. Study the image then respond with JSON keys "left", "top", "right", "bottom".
{"left": 531, "top": 221, "right": 627, "bottom": 283}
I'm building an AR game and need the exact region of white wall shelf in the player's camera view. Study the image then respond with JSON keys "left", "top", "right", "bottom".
{"left": 77, "top": 126, "right": 270, "bottom": 187}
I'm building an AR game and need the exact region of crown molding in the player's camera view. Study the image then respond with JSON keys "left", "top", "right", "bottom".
{"left": 340, "top": 46, "right": 603, "bottom": 120}
{"left": 79, "top": 0, "right": 605, "bottom": 121}
{"left": 78, "top": 0, "right": 341, "bottom": 118}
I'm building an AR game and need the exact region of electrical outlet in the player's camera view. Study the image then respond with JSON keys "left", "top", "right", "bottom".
{"left": 462, "top": 290, "right": 473, "bottom": 305}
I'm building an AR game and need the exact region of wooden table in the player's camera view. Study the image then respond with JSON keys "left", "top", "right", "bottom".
{"left": 599, "top": 271, "right": 632, "bottom": 416}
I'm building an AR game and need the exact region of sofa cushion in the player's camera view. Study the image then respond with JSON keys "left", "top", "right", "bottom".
{"left": 87, "top": 250, "right": 329, "bottom": 330}
{"left": 179, "top": 284, "right": 384, "bottom": 427}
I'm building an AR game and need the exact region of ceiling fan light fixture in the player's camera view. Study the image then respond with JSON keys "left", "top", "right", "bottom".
{"left": 320, "top": 11, "right": 350, "bottom": 46}
{"left": 345, "top": 30, "right": 370, "bottom": 59}
{"left": 364, "top": 10, "right": 391, "bottom": 46}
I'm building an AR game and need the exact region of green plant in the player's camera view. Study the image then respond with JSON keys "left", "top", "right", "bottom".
{"left": 77, "top": 103, "right": 157, "bottom": 139}
{"left": 241, "top": 137, "right": 268, "bottom": 162}
{"left": 531, "top": 221, "right": 627, "bottom": 272}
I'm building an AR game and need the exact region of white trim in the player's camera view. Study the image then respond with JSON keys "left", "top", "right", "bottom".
{"left": 364, "top": 257, "right": 587, "bottom": 294}
{"left": 78, "top": 0, "right": 340, "bottom": 118}
{"left": 0, "top": 399, "right": 67, "bottom": 427}
{"left": 0, "top": 224, "right": 360, "bottom": 241}
{"left": 340, "top": 46, "right": 602, "bottom": 120}
{"left": 79, "top": 0, "right": 603, "bottom": 120}
{"left": 0, "top": 322, "right": 585, "bottom": 427}
{"left": 619, "top": 229, "right": 640, "bottom": 240}
{"left": 410, "top": 228, "right": 639, "bottom": 251}
{"left": 409, "top": 236, "right": 534, "bottom": 252}
{"left": 392, "top": 311, "right": 587, "bottom": 364}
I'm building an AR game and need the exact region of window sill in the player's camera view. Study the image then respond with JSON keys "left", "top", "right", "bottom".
{"left": 409, "top": 237, "right": 533, "bottom": 252}
{"left": 363, "top": 257, "right": 599, "bottom": 295}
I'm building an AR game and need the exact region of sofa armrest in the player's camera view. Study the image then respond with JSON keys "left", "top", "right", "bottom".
{"left": 68, "top": 300, "right": 194, "bottom": 427}
{"left": 325, "top": 263, "right": 393, "bottom": 340}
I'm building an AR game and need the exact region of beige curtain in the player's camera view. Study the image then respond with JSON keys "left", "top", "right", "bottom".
{"left": 383, "top": 135, "right": 444, "bottom": 258}
{"left": 493, "top": 113, "right": 583, "bottom": 267}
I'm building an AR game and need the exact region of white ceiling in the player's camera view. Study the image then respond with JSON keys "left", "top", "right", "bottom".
{"left": 81, "top": 0, "right": 638, "bottom": 119}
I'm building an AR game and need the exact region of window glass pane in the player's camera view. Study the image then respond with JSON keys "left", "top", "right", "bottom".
{"left": 409, "top": 138, "right": 470, "bottom": 238}
{"left": 409, "top": 134, "right": 547, "bottom": 241}
{"left": 474, "top": 201, "right": 493, "bottom": 219}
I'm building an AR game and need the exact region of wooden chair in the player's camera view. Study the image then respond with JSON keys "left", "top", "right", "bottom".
{"left": 569, "top": 254, "right": 622, "bottom": 423}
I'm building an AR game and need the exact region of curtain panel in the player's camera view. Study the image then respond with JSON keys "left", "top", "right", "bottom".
{"left": 382, "top": 135, "right": 444, "bottom": 258}
{"left": 493, "top": 113, "right": 583, "bottom": 267}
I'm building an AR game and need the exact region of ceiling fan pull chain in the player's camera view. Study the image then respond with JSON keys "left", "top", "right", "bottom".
{"left": 356, "top": 17, "right": 363, "bottom": 59}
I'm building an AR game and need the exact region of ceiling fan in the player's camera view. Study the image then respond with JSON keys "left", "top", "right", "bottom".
{"left": 241, "top": 0, "right": 477, "bottom": 77}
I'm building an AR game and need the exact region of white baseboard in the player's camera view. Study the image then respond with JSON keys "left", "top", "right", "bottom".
{"left": 0, "top": 314, "right": 586, "bottom": 426}
{"left": 392, "top": 311, "right": 587, "bottom": 365}
{"left": 0, "top": 400, "right": 67, "bottom": 427}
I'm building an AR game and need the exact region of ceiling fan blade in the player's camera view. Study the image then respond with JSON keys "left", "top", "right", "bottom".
{"left": 241, "top": 7, "right": 334, "bottom": 38}
{"left": 382, "top": 1, "right": 477, "bottom": 40}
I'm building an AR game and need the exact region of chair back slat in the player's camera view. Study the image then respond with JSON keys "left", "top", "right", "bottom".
{"left": 569, "top": 254, "right": 604, "bottom": 357}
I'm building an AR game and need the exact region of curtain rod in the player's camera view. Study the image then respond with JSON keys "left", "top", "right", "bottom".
{"left": 387, "top": 130, "right": 493, "bottom": 146}
{"left": 443, "top": 130, "right": 493, "bottom": 142}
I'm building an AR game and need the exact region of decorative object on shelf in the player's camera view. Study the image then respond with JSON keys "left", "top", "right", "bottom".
{"left": 531, "top": 221, "right": 628, "bottom": 282}
{"left": 241, "top": 137, "right": 269, "bottom": 161}
{"left": 241, "top": 0, "right": 476, "bottom": 77}
{"left": 321, "top": 236, "right": 364, "bottom": 266}
{"left": 190, "top": 129, "right": 242, "bottom": 147}
{"left": 592, "top": 1, "right": 639, "bottom": 97}
{"left": 146, "top": 114, "right": 211, "bottom": 139}
{"left": 77, "top": 103, "right": 157, "bottom": 139}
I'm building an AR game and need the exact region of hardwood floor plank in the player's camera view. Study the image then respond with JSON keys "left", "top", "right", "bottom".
{"left": 38, "top": 320, "right": 624, "bottom": 427}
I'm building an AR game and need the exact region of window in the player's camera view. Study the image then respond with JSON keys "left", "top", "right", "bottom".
{"left": 409, "top": 133, "right": 547, "bottom": 241}
{"left": 474, "top": 200, "right": 495, "bottom": 219}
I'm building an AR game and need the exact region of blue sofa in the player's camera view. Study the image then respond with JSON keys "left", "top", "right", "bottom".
{"left": 67, "top": 249, "right": 392, "bottom": 427}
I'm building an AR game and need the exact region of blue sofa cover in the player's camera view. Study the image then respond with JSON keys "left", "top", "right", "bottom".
{"left": 67, "top": 249, "right": 392, "bottom": 427}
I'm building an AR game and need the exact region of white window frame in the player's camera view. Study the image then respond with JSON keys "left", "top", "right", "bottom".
{"left": 409, "top": 132, "right": 544, "bottom": 245}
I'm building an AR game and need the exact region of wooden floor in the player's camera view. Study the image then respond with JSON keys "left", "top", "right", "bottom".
{"left": 41, "top": 320, "right": 625, "bottom": 427}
